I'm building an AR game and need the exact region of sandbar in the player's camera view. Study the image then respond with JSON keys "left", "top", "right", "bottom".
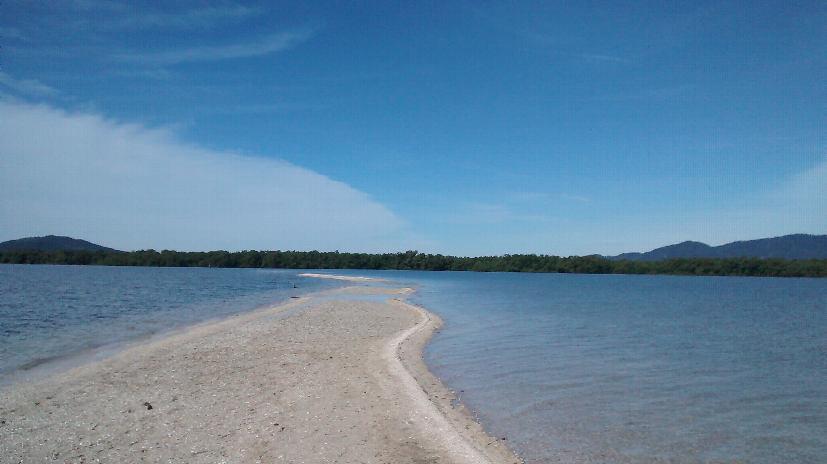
{"left": 297, "top": 273, "right": 392, "bottom": 282}
{"left": 0, "top": 286, "right": 520, "bottom": 463}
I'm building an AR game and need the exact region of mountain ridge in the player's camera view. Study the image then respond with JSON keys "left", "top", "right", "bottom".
{"left": 605, "top": 234, "right": 827, "bottom": 261}
{"left": 0, "top": 235, "right": 120, "bottom": 253}
{"left": 2, "top": 234, "right": 826, "bottom": 260}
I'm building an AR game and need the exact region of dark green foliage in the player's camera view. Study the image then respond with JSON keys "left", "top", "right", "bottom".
{"left": 1, "top": 249, "right": 826, "bottom": 277}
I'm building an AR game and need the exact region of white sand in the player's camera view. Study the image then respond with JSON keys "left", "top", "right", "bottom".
{"left": 297, "top": 273, "right": 391, "bottom": 282}
{"left": 0, "top": 286, "right": 521, "bottom": 463}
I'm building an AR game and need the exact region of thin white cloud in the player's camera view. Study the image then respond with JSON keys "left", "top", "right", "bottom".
{"left": 0, "top": 101, "right": 409, "bottom": 252}
{"left": 473, "top": 10, "right": 631, "bottom": 64}
{"left": 2, "top": 26, "right": 30, "bottom": 41}
{"left": 510, "top": 192, "right": 550, "bottom": 202}
{"left": 578, "top": 53, "right": 630, "bottom": 63}
{"left": 0, "top": 72, "right": 59, "bottom": 97}
{"left": 594, "top": 86, "right": 690, "bottom": 103}
{"left": 68, "top": 1, "right": 260, "bottom": 29}
{"left": 123, "top": 30, "right": 314, "bottom": 65}
{"left": 559, "top": 194, "right": 590, "bottom": 203}
{"left": 443, "top": 203, "right": 551, "bottom": 225}
{"left": 769, "top": 156, "right": 827, "bottom": 231}
{"left": 774, "top": 157, "right": 827, "bottom": 201}
{"left": 118, "top": 5, "right": 260, "bottom": 29}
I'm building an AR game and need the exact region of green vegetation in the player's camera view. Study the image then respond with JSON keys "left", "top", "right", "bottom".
{"left": 1, "top": 249, "right": 826, "bottom": 278}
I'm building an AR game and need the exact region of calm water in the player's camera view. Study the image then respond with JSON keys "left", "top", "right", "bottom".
{"left": 2, "top": 266, "right": 825, "bottom": 463}
{"left": 0, "top": 265, "right": 345, "bottom": 381}
{"left": 406, "top": 272, "right": 827, "bottom": 464}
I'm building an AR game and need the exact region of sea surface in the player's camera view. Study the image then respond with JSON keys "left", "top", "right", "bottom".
{"left": 2, "top": 265, "right": 825, "bottom": 463}
{"left": 0, "top": 265, "right": 346, "bottom": 382}
{"left": 407, "top": 271, "right": 827, "bottom": 464}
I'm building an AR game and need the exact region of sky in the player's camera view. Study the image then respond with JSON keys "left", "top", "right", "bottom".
{"left": 1, "top": 1, "right": 825, "bottom": 256}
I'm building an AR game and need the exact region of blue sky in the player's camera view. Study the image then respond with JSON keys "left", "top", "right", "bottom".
{"left": 2, "top": 1, "right": 825, "bottom": 256}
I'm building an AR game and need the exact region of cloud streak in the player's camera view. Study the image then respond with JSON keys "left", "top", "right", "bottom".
{"left": 68, "top": 2, "right": 260, "bottom": 29}
{"left": 1, "top": 26, "right": 30, "bottom": 41}
{"left": 578, "top": 53, "right": 630, "bottom": 63}
{"left": 769, "top": 156, "right": 827, "bottom": 231}
{"left": 117, "top": 5, "right": 261, "bottom": 29}
{"left": 123, "top": 30, "right": 314, "bottom": 64}
{"left": 0, "top": 101, "right": 408, "bottom": 252}
{"left": 0, "top": 72, "right": 59, "bottom": 97}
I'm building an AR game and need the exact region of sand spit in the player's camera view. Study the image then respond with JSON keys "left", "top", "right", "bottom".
{"left": 297, "top": 273, "right": 391, "bottom": 282}
{"left": 0, "top": 287, "right": 520, "bottom": 463}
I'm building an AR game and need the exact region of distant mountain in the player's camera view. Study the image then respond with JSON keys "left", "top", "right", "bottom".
{"left": 0, "top": 235, "right": 120, "bottom": 252}
{"left": 606, "top": 234, "right": 827, "bottom": 261}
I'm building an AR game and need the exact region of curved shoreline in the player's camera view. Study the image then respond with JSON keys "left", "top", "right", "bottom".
{"left": 0, "top": 285, "right": 521, "bottom": 463}
{"left": 385, "top": 298, "right": 519, "bottom": 463}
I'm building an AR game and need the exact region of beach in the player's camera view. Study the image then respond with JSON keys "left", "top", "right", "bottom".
{"left": 0, "top": 284, "right": 520, "bottom": 463}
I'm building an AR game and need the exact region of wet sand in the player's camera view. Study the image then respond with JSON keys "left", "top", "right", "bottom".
{"left": 0, "top": 286, "right": 521, "bottom": 463}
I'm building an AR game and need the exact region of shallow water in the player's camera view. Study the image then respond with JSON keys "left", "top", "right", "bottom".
{"left": 0, "top": 265, "right": 346, "bottom": 381}
{"left": 2, "top": 266, "right": 825, "bottom": 463}
{"left": 405, "top": 272, "right": 827, "bottom": 464}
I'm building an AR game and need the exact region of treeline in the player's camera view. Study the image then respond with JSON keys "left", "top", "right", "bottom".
{"left": 2, "top": 249, "right": 826, "bottom": 278}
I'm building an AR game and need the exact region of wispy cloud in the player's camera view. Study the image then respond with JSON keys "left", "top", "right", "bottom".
{"left": 1, "top": 26, "right": 31, "bottom": 41}
{"left": 68, "top": 1, "right": 260, "bottom": 29}
{"left": 122, "top": 30, "right": 314, "bottom": 65}
{"left": 770, "top": 156, "right": 827, "bottom": 231}
{"left": 472, "top": 9, "right": 631, "bottom": 64}
{"left": 594, "top": 86, "right": 691, "bottom": 102}
{"left": 444, "top": 203, "right": 551, "bottom": 225}
{"left": 510, "top": 192, "right": 550, "bottom": 202}
{"left": 117, "top": 5, "right": 261, "bottom": 29}
{"left": 559, "top": 194, "right": 590, "bottom": 203}
{"left": 0, "top": 100, "right": 410, "bottom": 252}
{"left": 0, "top": 72, "right": 59, "bottom": 97}
{"left": 578, "top": 53, "right": 630, "bottom": 63}
{"left": 469, "top": 6, "right": 567, "bottom": 48}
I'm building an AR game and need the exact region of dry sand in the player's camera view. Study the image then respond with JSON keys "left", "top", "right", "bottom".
{"left": 297, "top": 273, "right": 392, "bottom": 282}
{"left": 0, "top": 286, "right": 521, "bottom": 463}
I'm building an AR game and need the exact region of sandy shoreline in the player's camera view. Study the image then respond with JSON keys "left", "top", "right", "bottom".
{"left": 0, "top": 285, "right": 520, "bottom": 463}
{"left": 297, "top": 273, "right": 392, "bottom": 282}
